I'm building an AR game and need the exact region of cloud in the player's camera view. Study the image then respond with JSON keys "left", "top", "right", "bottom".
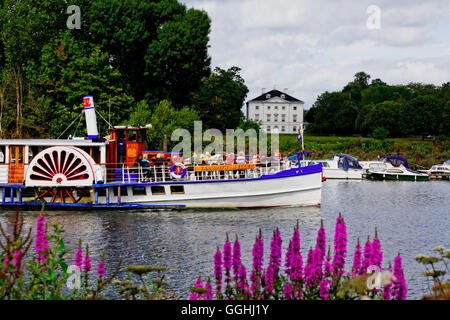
{"left": 182, "top": 0, "right": 450, "bottom": 109}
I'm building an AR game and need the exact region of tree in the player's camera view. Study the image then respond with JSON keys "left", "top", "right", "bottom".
{"left": 146, "top": 100, "right": 200, "bottom": 150}
{"left": 128, "top": 100, "right": 152, "bottom": 127}
{"left": 353, "top": 71, "right": 371, "bottom": 89}
{"left": 355, "top": 100, "right": 402, "bottom": 137}
{"left": 191, "top": 66, "right": 248, "bottom": 132}
{"left": 88, "top": 0, "right": 211, "bottom": 107}
{"left": 38, "top": 32, "right": 134, "bottom": 137}
{"left": 307, "top": 91, "right": 356, "bottom": 134}
{"left": 399, "top": 95, "right": 443, "bottom": 136}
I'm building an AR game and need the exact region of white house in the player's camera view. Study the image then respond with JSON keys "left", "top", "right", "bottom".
{"left": 246, "top": 89, "right": 304, "bottom": 134}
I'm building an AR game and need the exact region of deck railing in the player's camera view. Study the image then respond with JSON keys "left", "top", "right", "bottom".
{"left": 100, "top": 160, "right": 292, "bottom": 185}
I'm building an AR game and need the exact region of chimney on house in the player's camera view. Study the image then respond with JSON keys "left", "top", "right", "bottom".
{"left": 261, "top": 88, "right": 266, "bottom": 94}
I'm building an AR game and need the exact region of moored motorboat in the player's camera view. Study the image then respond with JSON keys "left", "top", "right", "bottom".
{"left": 365, "top": 155, "right": 429, "bottom": 181}
{"left": 306, "top": 154, "right": 363, "bottom": 180}
{"left": 418, "top": 160, "right": 450, "bottom": 180}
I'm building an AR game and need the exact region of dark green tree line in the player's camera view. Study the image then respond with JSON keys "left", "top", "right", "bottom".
{"left": 306, "top": 71, "right": 449, "bottom": 138}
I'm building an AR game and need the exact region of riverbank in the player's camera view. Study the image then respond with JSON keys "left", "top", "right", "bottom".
{"left": 279, "top": 134, "right": 450, "bottom": 170}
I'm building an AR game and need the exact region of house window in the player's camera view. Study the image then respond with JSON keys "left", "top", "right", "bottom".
{"left": 132, "top": 186, "right": 147, "bottom": 196}
{"left": 267, "top": 114, "right": 271, "bottom": 121}
{"left": 293, "top": 115, "right": 297, "bottom": 122}
{"left": 275, "top": 106, "right": 278, "bottom": 110}
{"left": 266, "top": 94, "right": 271, "bottom": 99}
{"left": 293, "top": 126, "right": 297, "bottom": 132}
{"left": 255, "top": 105, "right": 259, "bottom": 110}
{"left": 281, "top": 94, "right": 285, "bottom": 99}
{"left": 151, "top": 186, "right": 165, "bottom": 195}
{"left": 293, "top": 106, "right": 297, "bottom": 111}
{"left": 267, "top": 126, "right": 271, "bottom": 132}
{"left": 267, "top": 105, "right": 271, "bottom": 110}
{"left": 255, "top": 114, "right": 259, "bottom": 121}
{"left": 281, "top": 115, "right": 286, "bottom": 122}
{"left": 274, "top": 115, "right": 278, "bottom": 122}
{"left": 282, "top": 126, "right": 285, "bottom": 132}
{"left": 170, "top": 186, "right": 185, "bottom": 194}
{"left": 282, "top": 106, "right": 285, "bottom": 110}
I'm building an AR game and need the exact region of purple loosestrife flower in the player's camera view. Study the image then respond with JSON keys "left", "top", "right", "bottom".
{"left": 319, "top": 278, "right": 330, "bottom": 300}
{"left": 290, "top": 251, "right": 303, "bottom": 282}
{"left": 304, "top": 247, "right": 314, "bottom": 288}
{"left": 324, "top": 246, "right": 332, "bottom": 278}
{"left": 361, "top": 236, "right": 372, "bottom": 275}
{"left": 35, "top": 214, "right": 49, "bottom": 264}
{"left": 265, "top": 265, "right": 275, "bottom": 295}
{"left": 75, "top": 239, "right": 83, "bottom": 269}
{"left": 250, "top": 230, "right": 264, "bottom": 297}
{"left": 204, "top": 278, "right": 213, "bottom": 300}
{"left": 332, "top": 215, "right": 347, "bottom": 276}
{"left": 371, "top": 228, "right": 383, "bottom": 269}
{"left": 292, "top": 221, "right": 301, "bottom": 254}
{"left": 269, "top": 229, "right": 282, "bottom": 276}
{"left": 232, "top": 235, "right": 241, "bottom": 282}
{"left": 214, "top": 247, "right": 223, "bottom": 298}
{"left": 189, "top": 277, "right": 204, "bottom": 300}
{"left": 284, "top": 240, "right": 293, "bottom": 276}
{"left": 393, "top": 254, "right": 407, "bottom": 300}
{"left": 238, "top": 264, "right": 248, "bottom": 297}
{"left": 316, "top": 219, "right": 326, "bottom": 260}
{"left": 352, "top": 238, "right": 362, "bottom": 277}
{"left": 223, "top": 234, "right": 232, "bottom": 287}
{"left": 382, "top": 264, "right": 393, "bottom": 300}
{"left": 83, "top": 244, "right": 91, "bottom": 272}
{"left": 312, "top": 247, "right": 323, "bottom": 281}
{"left": 97, "top": 250, "right": 105, "bottom": 280}
{"left": 13, "top": 249, "right": 23, "bottom": 276}
{"left": 284, "top": 282, "right": 293, "bottom": 300}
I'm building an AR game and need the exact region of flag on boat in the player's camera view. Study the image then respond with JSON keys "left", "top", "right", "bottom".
{"left": 297, "top": 133, "right": 302, "bottom": 141}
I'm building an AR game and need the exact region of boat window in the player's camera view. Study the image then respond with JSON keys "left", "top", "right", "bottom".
{"left": 151, "top": 186, "right": 165, "bottom": 195}
{"left": 386, "top": 168, "right": 403, "bottom": 173}
{"left": 322, "top": 162, "right": 330, "bottom": 168}
{"left": 113, "top": 186, "right": 128, "bottom": 197}
{"left": 132, "top": 186, "right": 147, "bottom": 196}
{"left": 97, "top": 188, "right": 107, "bottom": 197}
{"left": 170, "top": 186, "right": 185, "bottom": 194}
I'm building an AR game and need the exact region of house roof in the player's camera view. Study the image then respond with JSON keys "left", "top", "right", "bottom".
{"left": 247, "top": 89, "right": 303, "bottom": 103}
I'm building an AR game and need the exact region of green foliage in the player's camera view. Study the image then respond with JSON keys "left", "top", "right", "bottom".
{"left": 415, "top": 246, "right": 450, "bottom": 299}
{"left": 0, "top": 0, "right": 219, "bottom": 138}
{"left": 307, "top": 72, "right": 449, "bottom": 137}
{"left": 127, "top": 100, "right": 152, "bottom": 127}
{"left": 191, "top": 66, "right": 248, "bottom": 132}
{"left": 146, "top": 100, "right": 200, "bottom": 150}
{"left": 237, "top": 118, "right": 260, "bottom": 131}
{"left": 369, "top": 127, "right": 389, "bottom": 140}
{"left": 399, "top": 95, "right": 443, "bottom": 136}
{"left": 0, "top": 210, "right": 120, "bottom": 300}
{"left": 114, "top": 265, "right": 174, "bottom": 299}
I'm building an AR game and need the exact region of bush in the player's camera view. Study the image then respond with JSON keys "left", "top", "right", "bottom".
{"left": 369, "top": 127, "right": 389, "bottom": 140}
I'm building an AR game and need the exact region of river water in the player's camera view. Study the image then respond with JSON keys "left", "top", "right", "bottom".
{"left": 1, "top": 179, "right": 449, "bottom": 299}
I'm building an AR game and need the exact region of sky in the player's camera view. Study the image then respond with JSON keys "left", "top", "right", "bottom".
{"left": 181, "top": 0, "right": 450, "bottom": 110}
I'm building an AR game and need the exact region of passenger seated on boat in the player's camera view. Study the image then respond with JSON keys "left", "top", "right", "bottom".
{"left": 251, "top": 154, "right": 259, "bottom": 164}
{"left": 236, "top": 152, "right": 245, "bottom": 164}
{"left": 226, "top": 153, "right": 235, "bottom": 164}
{"left": 192, "top": 152, "right": 200, "bottom": 165}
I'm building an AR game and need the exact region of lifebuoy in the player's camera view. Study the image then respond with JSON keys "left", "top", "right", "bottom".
{"left": 170, "top": 163, "right": 187, "bottom": 179}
